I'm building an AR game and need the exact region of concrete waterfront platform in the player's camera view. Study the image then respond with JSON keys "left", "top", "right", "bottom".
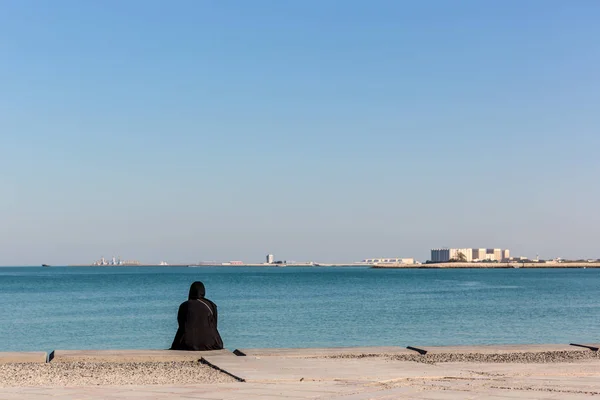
{"left": 428, "top": 359, "right": 600, "bottom": 397}
{"left": 2, "top": 357, "right": 600, "bottom": 399}
{"left": 234, "top": 346, "right": 413, "bottom": 358}
{"left": 49, "top": 349, "right": 235, "bottom": 363}
{"left": 3, "top": 346, "right": 600, "bottom": 399}
{"left": 2, "top": 382, "right": 599, "bottom": 400}
{"left": 201, "top": 353, "right": 470, "bottom": 383}
{"left": 0, "top": 352, "right": 47, "bottom": 364}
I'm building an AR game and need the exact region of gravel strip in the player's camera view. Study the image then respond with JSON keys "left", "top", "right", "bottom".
{"left": 0, "top": 361, "right": 237, "bottom": 387}
{"left": 390, "top": 350, "right": 600, "bottom": 364}
{"left": 323, "top": 350, "right": 600, "bottom": 364}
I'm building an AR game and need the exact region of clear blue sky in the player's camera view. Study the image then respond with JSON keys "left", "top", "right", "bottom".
{"left": 1, "top": 1, "right": 599, "bottom": 265}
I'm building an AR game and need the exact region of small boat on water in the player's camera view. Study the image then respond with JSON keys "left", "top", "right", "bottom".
{"left": 42, "top": 264, "right": 50, "bottom": 267}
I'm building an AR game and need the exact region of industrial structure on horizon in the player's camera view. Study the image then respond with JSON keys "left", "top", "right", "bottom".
{"left": 430, "top": 248, "right": 510, "bottom": 263}
{"left": 92, "top": 256, "right": 141, "bottom": 266}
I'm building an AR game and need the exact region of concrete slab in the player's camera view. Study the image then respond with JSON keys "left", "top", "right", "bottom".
{"left": 0, "top": 352, "right": 47, "bottom": 364}
{"left": 201, "top": 354, "right": 475, "bottom": 383}
{"left": 0, "top": 383, "right": 361, "bottom": 400}
{"left": 49, "top": 349, "right": 235, "bottom": 363}
{"left": 447, "top": 360, "right": 600, "bottom": 376}
{"left": 406, "top": 344, "right": 590, "bottom": 355}
{"left": 1, "top": 383, "right": 599, "bottom": 400}
{"left": 234, "top": 346, "right": 413, "bottom": 358}
{"left": 414, "top": 360, "right": 600, "bottom": 398}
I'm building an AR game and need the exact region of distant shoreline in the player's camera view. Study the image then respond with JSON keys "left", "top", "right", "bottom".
{"left": 67, "top": 264, "right": 193, "bottom": 267}
{"left": 1, "top": 262, "right": 598, "bottom": 268}
{"left": 372, "top": 262, "right": 600, "bottom": 269}
{"left": 45, "top": 262, "right": 600, "bottom": 269}
{"left": 64, "top": 263, "right": 365, "bottom": 268}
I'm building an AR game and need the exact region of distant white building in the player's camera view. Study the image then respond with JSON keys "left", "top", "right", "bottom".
{"left": 493, "top": 248, "right": 502, "bottom": 261}
{"left": 453, "top": 248, "right": 473, "bottom": 262}
{"left": 266, "top": 254, "right": 274, "bottom": 264}
{"left": 473, "top": 248, "right": 487, "bottom": 260}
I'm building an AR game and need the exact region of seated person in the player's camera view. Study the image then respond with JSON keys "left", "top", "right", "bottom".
{"left": 170, "top": 281, "right": 224, "bottom": 350}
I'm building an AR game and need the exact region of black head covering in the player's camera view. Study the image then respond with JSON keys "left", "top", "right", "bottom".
{"left": 188, "top": 281, "right": 206, "bottom": 299}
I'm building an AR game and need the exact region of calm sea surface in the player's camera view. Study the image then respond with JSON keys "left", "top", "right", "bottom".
{"left": 1, "top": 267, "right": 599, "bottom": 352}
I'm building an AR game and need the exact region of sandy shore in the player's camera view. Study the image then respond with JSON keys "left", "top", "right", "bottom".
{"left": 0, "top": 361, "right": 236, "bottom": 387}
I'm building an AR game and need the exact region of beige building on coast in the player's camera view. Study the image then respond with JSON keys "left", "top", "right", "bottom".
{"left": 431, "top": 248, "right": 510, "bottom": 262}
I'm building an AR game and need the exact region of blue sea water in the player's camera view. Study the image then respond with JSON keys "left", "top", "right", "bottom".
{"left": 0, "top": 267, "right": 599, "bottom": 353}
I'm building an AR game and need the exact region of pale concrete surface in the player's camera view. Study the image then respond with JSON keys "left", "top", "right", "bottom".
{"left": 235, "top": 346, "right": 413, "bottom": 358}
{"left": 0, "top": 352, "right": 47, "bottom": 364}
{"left": 202, "top": 354, "right": 469, "bottom": 383}
{"left": 49, "top": 349, "right": 234, "bottom": 363}
{"left": 0, "top": 382, "right": 364, "bottom": 399}
{"left": 2, "top": 367, "right": 600, "bottom": 400}
{"left": 397, "top": 359, "right": 600, "bottom": 399}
